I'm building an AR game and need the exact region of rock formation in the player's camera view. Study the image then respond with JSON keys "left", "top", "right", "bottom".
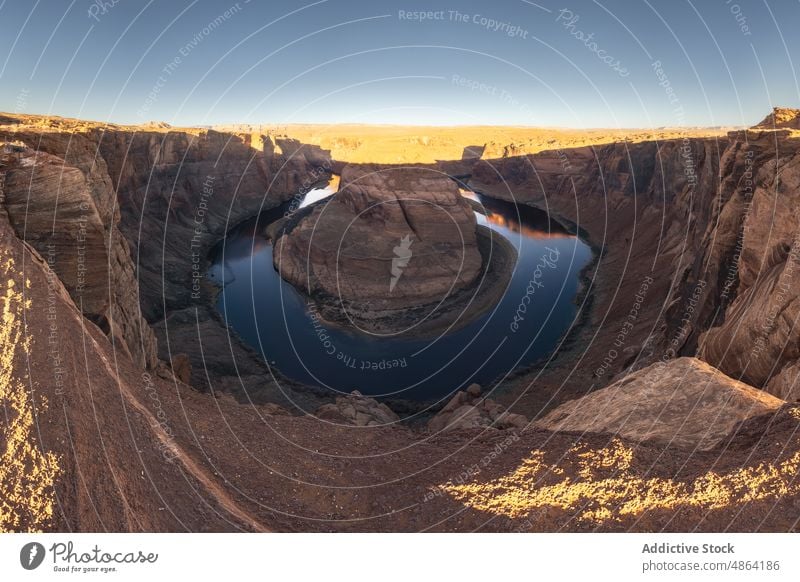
{"left": 752, "top": 107, "right": 800, "bottom": 130}
{"left": 471, "top": 116, "right": 800, "bottom": 414}
{"left": 535, "top": 358, "right": 783, "bottom": 450}
{"left": 0, "top": 210, "right": 267, "bottom": 531}
{"left": 94, "top": 129, "right": 329, "bottom": 320}
{"left": 313, "top": 390, "right": 401, "bottom": 426}
{"left": 273, "top": 164, "right": 482, "bottom": 331}
{"left": 169, "top": 353, "right": 192, "bottom": 385}
{"left": 468, "top": 134, "right": 726, "bottom": 414}
{"left": 427, "top": 384, "right": 528, "bottom": 432}
{"left": 696, "top": 130, "right": 800, "bottom": 401}
{"left": 1, "top": 114, "right": 330, "bottom": 396}
{"left": 0, "top": 140, "right": 159, "bottom": 369}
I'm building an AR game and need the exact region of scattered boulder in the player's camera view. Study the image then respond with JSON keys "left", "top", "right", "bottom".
{"left": 535, "top": 357, "right": 784, "bottom": 450}
{"left": 466, "top": 382, "right": 482, "bottom": 397}
{"left": 428, "top": 384, "right": 528, "bottom": 432}
{"left": 313, "top": 390, "right": 401, "bottom": 426}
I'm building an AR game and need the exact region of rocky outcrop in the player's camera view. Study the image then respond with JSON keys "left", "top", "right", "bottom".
{"left": 314, "top": 391, "right": 401, "bottom": 426}
{"left": 472, "top": 117, "right": 800, "bottom": 416}
{"left": 0, "top": 210, "right": 268, "bottom": 531}
{"left": 535, "top": 358, "right": 783, "bottom": 450}
{"left": 428, "top": 384, "right": 528, "bottom": 432}
{"left": 274, "top": 164, "right": 484, "bottom": 332}
{"left": 753, "top": 107, "right": 800, "bottom": 130}
{"left": 470, "top": 135, "right": 726, "bottom": 416}
{"left": 169, "top": 353, "right": 192, "bottom": 384}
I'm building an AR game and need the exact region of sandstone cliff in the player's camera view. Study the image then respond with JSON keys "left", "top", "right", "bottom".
{"left": 697, "top": 130, "right": 800, "bottom": 400}
{"left": 469, "top": 136, "right": 724, "bottom": 411}
{"left": 0, "top": 210, "right": 266, "bottom": 531}
{"left": 471, "top": 125, "right": 800, "bottom": 411}
{"left": 0, "top": 136, "right": 159, "bottom": 369}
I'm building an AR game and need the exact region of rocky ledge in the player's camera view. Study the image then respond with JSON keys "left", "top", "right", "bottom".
{"left": 534, "top": 357, "right": 784, "bottom": 450}
{"left": 312, "top": 385, "right": 528, "bottom": 431}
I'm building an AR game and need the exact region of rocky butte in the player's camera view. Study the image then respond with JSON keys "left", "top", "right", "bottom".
{"left": 273, "top": 164, "right": 510, "bottom": 334}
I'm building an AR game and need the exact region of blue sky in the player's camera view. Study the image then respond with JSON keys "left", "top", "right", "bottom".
{"left": 1, "top": 0, "right": 798, "bottom": 127}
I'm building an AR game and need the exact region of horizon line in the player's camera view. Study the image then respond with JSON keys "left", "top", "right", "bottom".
{"left": 1, "top": 110, "right": 759, "bottom": 132}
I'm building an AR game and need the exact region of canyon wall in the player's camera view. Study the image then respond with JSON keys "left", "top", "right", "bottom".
{"left": 1, "top": 116, "right": 329, "bottom": 372}
{"left": 0, "top": 208, "right": 265, "bottom": 531}
{"left": 698, "top": 130, "right": 800, "bottom": 400}
{"left": 471, "top": 124, "right": 800, "bottom": 407}
{"left": 95, "top": 130, "right": 330, "bottom": 320}
{"left": 4, "top": 112, "right": 800, "bottom": 533}
{"left": 0, "top": 130, "right": 160, "bottom": 369}
{"left": 470, "top": 137, "right": 722, "bottom": 404}
{"left": 5, "top": 112, "right": 800, "bottom": 408}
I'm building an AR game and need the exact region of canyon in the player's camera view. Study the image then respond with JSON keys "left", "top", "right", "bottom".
{"left": 1, "top": 110, "right": 800, "bottom": 532}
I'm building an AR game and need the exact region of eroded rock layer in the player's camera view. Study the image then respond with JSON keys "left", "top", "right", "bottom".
{"left": 471, "top": 121, "right": 800, "bottom": 411}
{"left": 1, "top": 140, "right": 158, "bottom": 368}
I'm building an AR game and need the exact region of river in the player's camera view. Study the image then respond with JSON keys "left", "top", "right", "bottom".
{"left": 208, "top": 184, "right": 592, "bottom": 403}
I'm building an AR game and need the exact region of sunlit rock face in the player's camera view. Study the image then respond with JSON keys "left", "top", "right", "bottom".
{"left": 752, "top": 106, "right": 800, "bottom": 129}
{"left": 273, "top": 164, "right": 481, "bottom": 315}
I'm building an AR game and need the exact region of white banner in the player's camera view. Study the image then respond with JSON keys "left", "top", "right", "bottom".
{"left": 0, "top": 533, "right": 797, "bottom": 581}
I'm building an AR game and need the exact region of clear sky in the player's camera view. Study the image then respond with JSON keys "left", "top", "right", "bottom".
{"left": 1, "top": 0, "right": 798, "bottom": 128}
